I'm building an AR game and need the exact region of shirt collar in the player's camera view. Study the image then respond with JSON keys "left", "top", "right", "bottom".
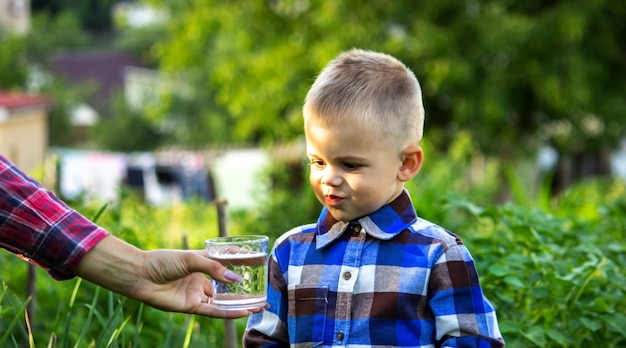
{"left": 315, "top": 189, "right": 418, "bottom": 249}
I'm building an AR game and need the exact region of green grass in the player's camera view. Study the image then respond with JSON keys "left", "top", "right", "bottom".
{"left": 0, "top": 194, "right": 242, "bottom": 347}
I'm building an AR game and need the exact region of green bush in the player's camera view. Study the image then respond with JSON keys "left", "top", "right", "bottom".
{"left": 441, "top": 178, "right": 626, "bottom": 347}
{"left": 406, "top": 133, "right": 626, "bottom": 347}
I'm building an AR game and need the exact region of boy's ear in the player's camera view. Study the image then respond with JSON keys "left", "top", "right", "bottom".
{"left": 397, "top": 145, "right": 423, "bottom": 182}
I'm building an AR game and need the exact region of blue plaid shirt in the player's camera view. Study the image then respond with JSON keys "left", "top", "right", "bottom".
{"left": 244, "top": 190, "right": 503, "bottom": 347}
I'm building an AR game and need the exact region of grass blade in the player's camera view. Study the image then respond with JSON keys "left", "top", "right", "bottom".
{"left": 73, "top": 286, "right": 101, "bottom": 348}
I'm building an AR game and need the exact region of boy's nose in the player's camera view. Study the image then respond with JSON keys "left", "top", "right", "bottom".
{"left": 321, "top": 167, "right": 341, "bottom": 186}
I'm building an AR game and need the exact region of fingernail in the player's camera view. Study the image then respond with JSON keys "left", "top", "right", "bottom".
{"left": 224, "top": 270, "right": 243, "bottom": 282}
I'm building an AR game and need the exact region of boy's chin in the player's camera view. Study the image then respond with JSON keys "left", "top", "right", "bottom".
{"left": 327, "top": 209, "right": 361, "bottom": 223}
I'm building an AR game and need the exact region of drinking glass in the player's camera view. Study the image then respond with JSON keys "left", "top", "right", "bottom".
{"left": 205, "top": 235, "right": 269, "bottom": 310}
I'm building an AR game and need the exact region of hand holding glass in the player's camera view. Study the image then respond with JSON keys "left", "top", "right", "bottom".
{"left": 205, "top": 235, "right": 269, "bottom": 310}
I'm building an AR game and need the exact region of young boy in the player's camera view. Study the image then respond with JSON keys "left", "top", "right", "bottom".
{"left": 243, "top": 49, "right": 504, "bottom": 347}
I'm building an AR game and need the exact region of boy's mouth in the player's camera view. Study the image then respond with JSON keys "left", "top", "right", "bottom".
{"left": 324, "top": 194, "right": 344, "bottom": 207}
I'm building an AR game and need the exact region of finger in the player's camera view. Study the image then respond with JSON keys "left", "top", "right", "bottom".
{"left": 189, "top": 250, "right": 241, "bottom": 283}
{"left": 194, "top": 304, "right": 266, "bottom": 319}
{"left": 203, "top": 277, "right": 213, "bottom": 296}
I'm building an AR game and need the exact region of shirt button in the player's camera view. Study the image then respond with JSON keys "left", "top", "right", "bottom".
{"left": 337, "top": 331, "right": 344, "bottom": 341}
{"left": 343, "top": 271, "right": 351, "bottom": 280}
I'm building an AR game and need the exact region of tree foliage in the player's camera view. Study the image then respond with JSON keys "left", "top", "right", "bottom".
{"left": 23, "top": 11, "right": 91, "bottom": 65}
{"left": 148, "top": 0, "right": 625, "bottom": 156}
{"left": 31, "top": 0, "right": 116, "bottom": 33}
{"left": 1, "top": 11, "right": 93, "bottom": 146}
{"left": 0, "top": 35, "right": 28, "bottom": 89}
{"left": 90, "top": 93, "right": 165, "bottom": 152}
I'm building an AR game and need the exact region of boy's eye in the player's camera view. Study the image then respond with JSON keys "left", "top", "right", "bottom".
{"left": 309, "top": 160, "right": 325, "bottom": 169}
{"left": 343, "top": 162, "right": 360, "bottom": 170}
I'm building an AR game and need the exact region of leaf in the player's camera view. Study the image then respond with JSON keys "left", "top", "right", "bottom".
{"left": 580, "top": 317, "right": 602, "bottom": 332}
{"left": 545, "top": 329, "right": 570, "bottom": 345}
{"left": 443, "top": 193, "right": 485, "bottom": 215}
{"left": 588, "top": 297, "right": 611, "bottom": 313}
{"left": 503, "top": 254, "right": 530, "bottom": 265}
{"left": 522, "top": 326, "right": 547, "bottom": 347}
{"left": 530, "top": 286, "right": 549, "bottom": 299}
{"left": 602, "top": 313, "right": 626, "bottom": 337}
{"left": 498, "top": 321, "right": 522, "bottom": 334}
{"left": 488, "top": 264, "right": 511, "bottom": 277}
{"left": 503, "top": 276, "right": 526, "bottom": 289}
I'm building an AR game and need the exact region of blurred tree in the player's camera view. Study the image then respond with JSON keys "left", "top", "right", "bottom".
{"left": 113, "top": 25, "right": 167, "bottom": 68}
{"left": 90, "top": 92, "right": 165, "bottom": 152}
{"left": 31, "top": 0, "right": 115, "bottom": 33}
{"left": 41, "top": 78, "right": 95, "bottom": 147}
{"left": 23, "top": 11, "right": 91, "bottom": 65}
{"left": 0, "top": 13, "right": 92, "bottom": 149}
{"left": 2, "top": 6, "right": 158, "bottom": 150}
{"left": 0, "top": 35, "right": 28, "bottom": 89}
{"left": 146, "top": 0, "right": 625, "bottom": 161}
{"left": 17, "top": 11, "right": 93, "bottom": 147}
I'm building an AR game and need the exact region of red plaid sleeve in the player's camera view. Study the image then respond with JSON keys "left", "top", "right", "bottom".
{"left": 0, "top": 155, "right": 109, "bottom": 280}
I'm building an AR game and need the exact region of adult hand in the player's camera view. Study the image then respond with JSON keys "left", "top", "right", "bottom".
{"left": 75, "top": 235, "right": 265, "bottom": 318}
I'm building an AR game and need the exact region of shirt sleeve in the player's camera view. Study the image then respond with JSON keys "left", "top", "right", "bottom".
{"left": 429, "top": 243, "right": 505, "bottom": 347}
{"left": 0, "top": 155, "right": 110, "bottom": 280}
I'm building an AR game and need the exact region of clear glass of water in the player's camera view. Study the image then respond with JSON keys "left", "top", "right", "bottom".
{"left": 205, "top": 235, "right": 269, "bottom": 310}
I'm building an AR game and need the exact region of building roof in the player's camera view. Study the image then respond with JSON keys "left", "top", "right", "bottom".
{"left": 0, "top": 92, "right": 50, "bottom": 110}
{"left": 50, "top": 51, "right": 142, "bottom": 113}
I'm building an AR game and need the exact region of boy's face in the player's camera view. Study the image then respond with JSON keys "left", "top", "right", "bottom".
{"left": 305, "top": 115, "right": 410, "bottom": 222}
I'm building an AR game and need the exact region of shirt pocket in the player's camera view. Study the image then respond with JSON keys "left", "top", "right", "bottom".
{"left": 287, "top": 284, "right": 328, "bottom": 347}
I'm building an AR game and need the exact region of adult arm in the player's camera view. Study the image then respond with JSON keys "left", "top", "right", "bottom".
{"left": 75, "top": 234, "right": 258, "bottom": 318}
{"left": 0, "top": 155, "right": 262, "bottom": 318}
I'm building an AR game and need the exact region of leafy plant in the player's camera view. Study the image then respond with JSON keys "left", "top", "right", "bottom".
{"left": 441, "top": 179, "right": 626, "bottom": 347}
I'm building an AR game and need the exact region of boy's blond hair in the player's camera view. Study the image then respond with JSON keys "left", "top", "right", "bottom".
{"left": 303, "top": 49, "right": 425, "bottom": 147}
